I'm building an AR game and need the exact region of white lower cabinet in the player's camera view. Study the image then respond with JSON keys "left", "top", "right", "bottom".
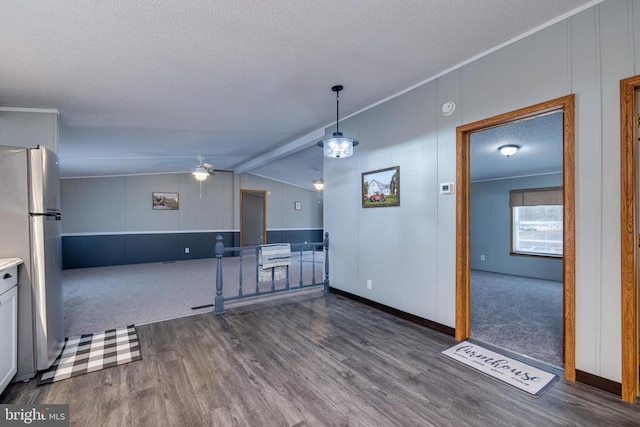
{"left": 0, "top": 284, "right": 18, "bottom": 394}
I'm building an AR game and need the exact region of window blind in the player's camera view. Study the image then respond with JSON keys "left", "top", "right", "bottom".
{"left": 509, "top": 186, "right": 562, "bottom": 207}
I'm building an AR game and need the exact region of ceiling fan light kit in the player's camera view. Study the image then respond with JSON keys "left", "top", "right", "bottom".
{"left": 192, "top": 155, "right": 215, "bottom": 181}
{"left": 317, "top": 85, "right": 359, "bottom": 158}
{"left": 312, "top": 178, "right": 324, "bottom": 191}
{"left": 192, "top": 167, "right": 209, "bottom": 181}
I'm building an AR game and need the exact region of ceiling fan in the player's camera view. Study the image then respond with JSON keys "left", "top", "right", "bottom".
{"left": 186, "top": 155, "right": 235, "bottom": 198}
{"left": 192, "top": 155, "right": 215, "bottom": 182}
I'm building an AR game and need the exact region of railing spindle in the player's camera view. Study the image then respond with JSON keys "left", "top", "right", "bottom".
{"left": 212, "top": 233, "right": 329, "bottom": 315}
{"left": 271, "top": 267, "right": 275, "bottom": 292}
{"left": 323, "top": 232, "right": 329, "bottom": 293}
{"left": 299, "top": 246, "right": 304, "bottom": 287}
{"left": 238, "top": 248, "right": 243, "bottom": 297}
{"left": 311, "top": 245, "right": 316, "bottom": 285}
{"left": 255, "top": 247, "right": 260, "bottom": 294}
{"left": 214, "top": 235, "right": 225, "bottom": 314}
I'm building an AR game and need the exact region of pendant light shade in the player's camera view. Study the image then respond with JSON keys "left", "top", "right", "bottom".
{"left": 317, "top": 85, "right": 359, "bottom": 158}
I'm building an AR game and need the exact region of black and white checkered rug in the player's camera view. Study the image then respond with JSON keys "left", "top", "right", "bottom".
{"left": 38, "top": 325, "right": 142, "bottom": 385}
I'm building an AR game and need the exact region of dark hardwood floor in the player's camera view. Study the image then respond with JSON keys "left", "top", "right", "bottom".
{"left": 2, "top": 292, "right": 640, "bottom": 426}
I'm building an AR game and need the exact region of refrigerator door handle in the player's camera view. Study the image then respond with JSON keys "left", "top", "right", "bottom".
{"left": 29, "top": 212, "right": 61, "bottom": 220}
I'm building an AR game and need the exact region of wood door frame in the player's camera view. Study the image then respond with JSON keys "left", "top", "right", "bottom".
{"left": 240, "top": 189, "right": 267, "bottom": 246}
{"left": 620, "top": 75, "right": 639, "bottom": 403}
{"left": 455, "top": 94, "right": 576, "bottom": 381}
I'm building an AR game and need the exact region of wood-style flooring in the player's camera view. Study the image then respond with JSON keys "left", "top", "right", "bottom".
{"left": 2, "top": 291, "right": 640, "bottom": 426}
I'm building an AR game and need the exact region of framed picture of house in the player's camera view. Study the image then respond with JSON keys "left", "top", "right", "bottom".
{"left": 362, "top": 166, "right": 400, "bottom": 208}
{"left": 153, "top": 192, "right": 179, "bottom": 210}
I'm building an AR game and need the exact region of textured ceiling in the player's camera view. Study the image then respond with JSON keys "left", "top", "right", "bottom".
{"left": 470, "top": 111, "right": 564, "bottom": 182}
{"left": 0, "top": 0, "right": 595, "bottom": 189}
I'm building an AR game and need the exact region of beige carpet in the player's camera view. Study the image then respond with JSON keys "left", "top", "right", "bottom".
{"left": 63, "top": 251, "right": 324, "bottom": 337}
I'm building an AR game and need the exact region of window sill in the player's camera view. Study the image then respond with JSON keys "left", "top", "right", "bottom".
{"left": 510, "top": 252, "right": 563, "bottom": 260}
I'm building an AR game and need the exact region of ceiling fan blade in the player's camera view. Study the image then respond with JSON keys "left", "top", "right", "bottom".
{"left": 202, "top": 162, "right": 213, "bottom": 169}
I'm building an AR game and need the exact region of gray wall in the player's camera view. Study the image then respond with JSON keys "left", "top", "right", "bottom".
{"left": 61, "top": 171, "right": 323, "bottom": 268}
{"left": 324, "top": 0, "right": 636, "bottom": 383}
{"left": 62, "top": 172, "right": 322, "bottom": 234}
{"left": 237, "top": 174, "right": 323, "bottom": 232}
{"left": 470, "top": 174, "right": 563, "bottom": 281}
{"left": 62, "top": 172, "right": 235, "bottom": 234}
{"left": 0, "top": 109, "right": 59, "bottom": 153}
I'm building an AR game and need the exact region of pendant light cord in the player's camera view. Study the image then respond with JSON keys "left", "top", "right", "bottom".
{"left": 335, "top": 87, "right": 341, "bottom": 134}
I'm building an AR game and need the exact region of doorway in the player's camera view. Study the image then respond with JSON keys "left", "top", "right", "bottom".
{"left": 620, "top": 75, "right": 640, "bottom": 402}
{"left": 469, "top": 111, "right": 564, "bottom": 368}
{"left": 455, "top": 95, "right": 576, "bottom": 381}
{"left": 240, "top": 190, "right": 266, "bottom": 246}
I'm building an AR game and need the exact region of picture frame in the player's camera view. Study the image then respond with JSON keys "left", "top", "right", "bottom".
{"left": 153, "top": 192, "right": 179, "bottom": 210}
{"left": 294, "top": 201, "right": 302, "bottom": 210}
{"left": 362, "top": 166, "right": 400, "bottom": 208}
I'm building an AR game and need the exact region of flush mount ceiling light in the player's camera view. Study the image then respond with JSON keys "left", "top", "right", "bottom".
{"left": 498, "top": 144, "right": 520, "bottom": 157}
{"left": 312, "top": 178, "right": 324, "bottom": 191}
{"left": 317, "top": 85, "right": 359, "bottom": 158}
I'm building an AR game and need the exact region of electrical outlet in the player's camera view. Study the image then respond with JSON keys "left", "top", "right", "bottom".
{"left": 185, "top": 248, "right": 190, "bottom": 254}
{"left": 480, "top": 254, "right": 485, "bottom": 261}
{"left": 366, "top": 279, "right": 372, "bottom": 290}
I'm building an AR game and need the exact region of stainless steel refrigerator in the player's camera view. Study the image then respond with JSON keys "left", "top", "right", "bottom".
{"left": 0, "top": 145, "right": 65, "bottom": 381}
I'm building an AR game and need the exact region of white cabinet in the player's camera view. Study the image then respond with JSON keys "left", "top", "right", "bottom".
{"left": 0, "top": 264, "right": 19, "bottom": 394}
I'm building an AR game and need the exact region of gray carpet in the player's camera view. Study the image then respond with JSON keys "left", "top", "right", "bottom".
{"left": 470, "top": 269, "right": 563, "bottom": 368}
{"left": 63, "top": 251, "right": 324, "bottom": 337}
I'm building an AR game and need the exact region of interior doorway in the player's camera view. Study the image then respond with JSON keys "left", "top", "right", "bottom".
{"left": 620, "top": 75, "right": 640, "bottom": 403}
{"left": 468, "top": 111, "right": 564, "bottom": 368}
{"left": 240, "top": 190, "right": 266, "bottom": 246}
{"left": 455, "top": 95, "right": 576, "bottom": 381}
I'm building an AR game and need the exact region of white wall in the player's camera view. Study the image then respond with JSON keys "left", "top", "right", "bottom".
{"left": 324, "top": 0, "right": 636, "bottom": 383}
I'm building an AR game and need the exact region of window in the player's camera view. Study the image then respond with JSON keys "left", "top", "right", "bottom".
{"left": 510, "top": 187, "right": 563, "bottom": 257}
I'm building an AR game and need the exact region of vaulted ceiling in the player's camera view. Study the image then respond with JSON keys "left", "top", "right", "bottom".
{"left": 0, "top": 1, "right": 595, "bottom": 189}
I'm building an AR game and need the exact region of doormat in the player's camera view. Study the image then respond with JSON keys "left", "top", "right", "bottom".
{"left": 38, "top": 325, "right": 142, "bottom": 385}
{"left": 441, "top": 341, "right": 558, "bottom": 397}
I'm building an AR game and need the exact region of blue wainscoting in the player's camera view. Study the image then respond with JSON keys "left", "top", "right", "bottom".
{"left": 62, "top": 229, "right": 323, "bottom": 269}
{"left": 266, "top": 229, "right": 323, "bottom": 245}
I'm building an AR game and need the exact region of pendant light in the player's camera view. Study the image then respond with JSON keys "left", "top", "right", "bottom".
{"left": 317, "top": 85, "right": 359, "bottom": 158}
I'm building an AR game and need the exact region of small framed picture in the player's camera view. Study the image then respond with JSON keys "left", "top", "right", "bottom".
{"left": 362, "top": 166, "right": 400, "bottom": 208}
{"left": 294, "top": 201, "right": 302, "bottom": 210}
{"left": 153, "top": 192, "right": 179, "bottom": 210}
